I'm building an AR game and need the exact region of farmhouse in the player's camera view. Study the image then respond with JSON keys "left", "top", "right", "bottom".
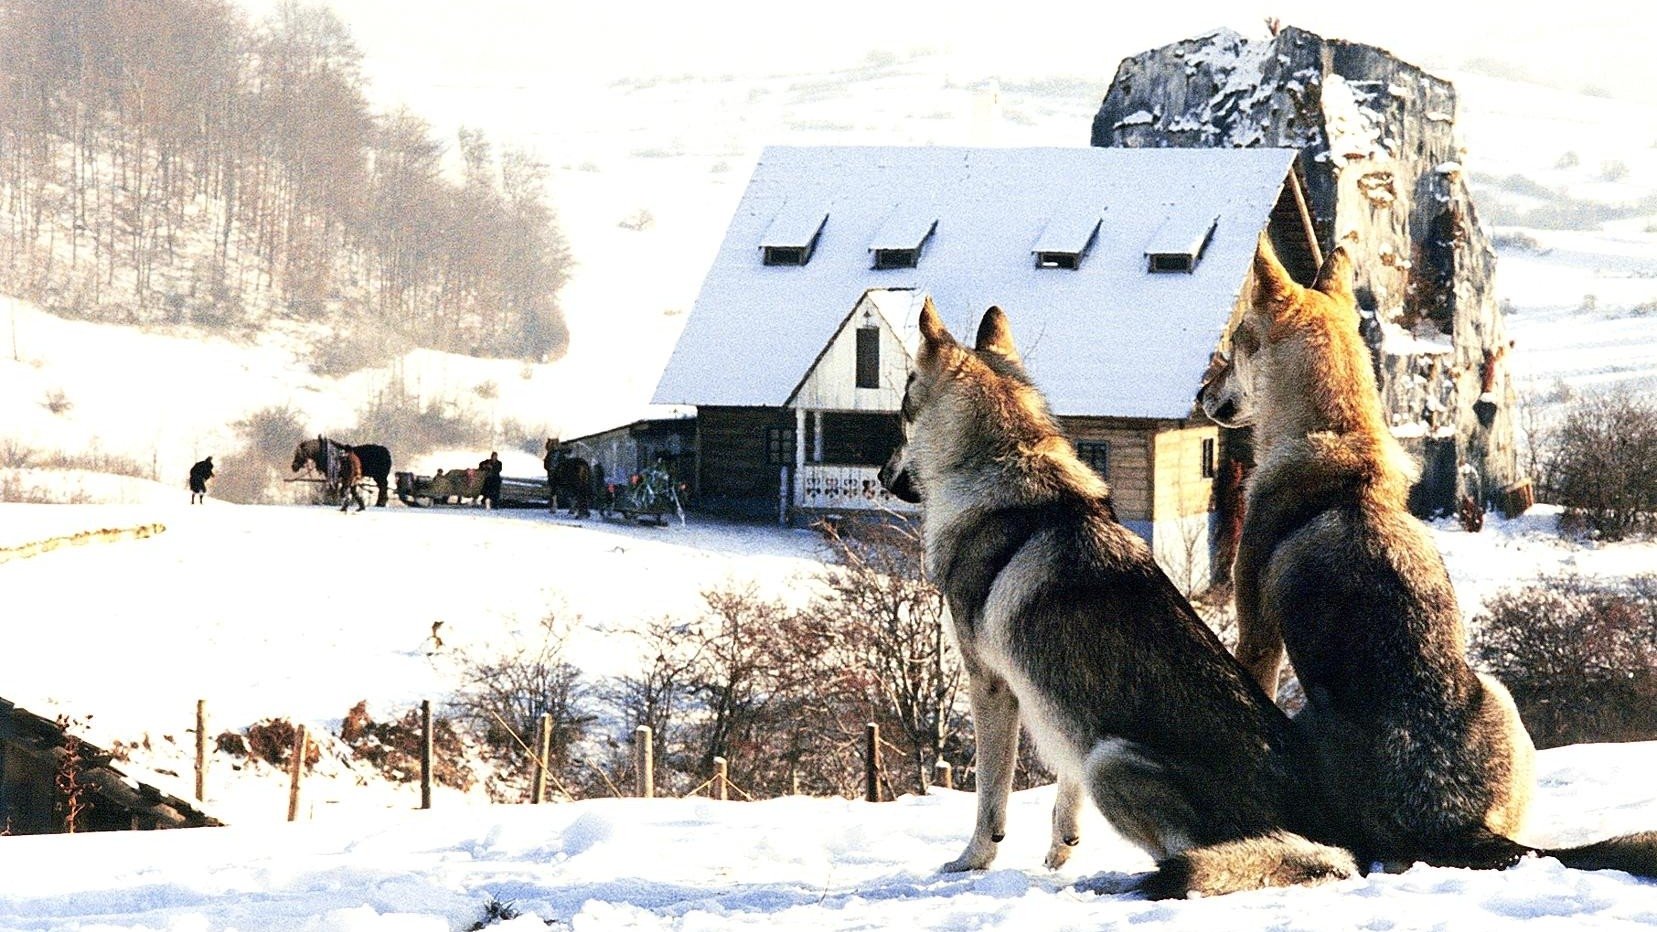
{"left": 653, "top": 145, "right": 1325, "bottom": 587}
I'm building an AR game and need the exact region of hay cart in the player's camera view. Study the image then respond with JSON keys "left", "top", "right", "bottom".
{"left": 395, "top": 469, "right": 550, "bottom": 508}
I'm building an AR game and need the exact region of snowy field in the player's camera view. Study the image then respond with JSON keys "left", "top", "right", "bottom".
{"left": 1, "top": 744, "right": 1656, "bottom": 931}
{"left": 2, "top": 497, "right": 1657, "bottom": 929}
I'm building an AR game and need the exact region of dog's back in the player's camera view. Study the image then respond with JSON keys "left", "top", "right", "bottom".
{"left": 888, "top": 302, "right": 1356, "bottom": 896}
{"left": 1206, "top": 238, "right": 1539, "bottom": 867}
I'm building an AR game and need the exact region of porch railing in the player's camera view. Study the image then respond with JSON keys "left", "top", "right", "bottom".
{"left": 793, "top": 464, "right": 918, "bottom": 515}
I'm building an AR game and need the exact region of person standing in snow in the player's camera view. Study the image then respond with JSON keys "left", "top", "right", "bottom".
{"left": 478, "top": 451, "right": 503, "bottom": 509}
{"left": 188, "top": 456, "right": 214, "bottom": 504}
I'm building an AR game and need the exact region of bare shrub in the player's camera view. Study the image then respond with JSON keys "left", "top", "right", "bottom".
{"left": 240, "top": 718, "right": 321, "bottom": 768}
{"left": 42, "top": 389, "right": 71, "bottom": 415}
{"left": 339, "top": 700, "right": 474, "bottom": 790}
{"left": 809, "top": 519, "right": 964, "bottom": 796}
{"left": 0, "top": 440, "right": 32, "bottom": 468}
{"left": 214, "top": 405, "right": 308, "bottom": 504}
{"left": 1470, "top": 573, "right": 1657, "bottom": 747}
{"left": 354, "top": 374, "right": 490, "bottom": 456}
{"left": 1538, "top": 388, "right": 1657, "bottom": 539}
{"left": 451, "top": 612, "right": 594, "bottom": 785}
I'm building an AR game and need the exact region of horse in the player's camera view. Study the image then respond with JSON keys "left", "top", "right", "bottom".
{"left": 292, "top": 436, "right": 392, "bottom": 507}
{"left": 543, "top": 439, "right": 592, "bottom": 519}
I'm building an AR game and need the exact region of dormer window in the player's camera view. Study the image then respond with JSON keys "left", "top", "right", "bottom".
{"left": 763, "top": 245, "right": 809, "bottom": 266}
{"left": 1145, "top": 211, "right": 1219, "bottom": 273}
{"left": 870, "top": 204, "right": 937, "bottom": 271}
{"left": 760, "top": 205, "right": 828, "bottom": 266}
{"left": 1032, "top": 211, "right": 1103, "bottom": 270}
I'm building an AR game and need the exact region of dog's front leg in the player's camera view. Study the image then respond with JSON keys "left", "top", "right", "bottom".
{"left": 944, "top": 670, "right": 1020, "bottom": 872}
{"left": 1232, "top": 530, "right": 1286, "bottom": 700}
{"left": 1044, "top": 774, "right": 1084, "bottom": 869}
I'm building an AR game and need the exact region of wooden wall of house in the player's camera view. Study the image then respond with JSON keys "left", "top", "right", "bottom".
{"left": 1059, "top": 417, "right": 1153, "bottom": 524}
{"left": 1152, "top": 423, "right": 1219, "bottom": 524}
{"left": 696, "top": 406, "right": 796, "bottom": 518}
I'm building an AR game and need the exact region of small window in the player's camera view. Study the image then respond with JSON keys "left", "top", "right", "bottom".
{"left": 763, "top": 245, "right": 809, "bottom": 266}
{"left": 872, "top": 248, "right": 919, "bottom": 270}
{"left": 1032, "top": 213, "right": 1101, "bottom": 270}
{"left": 855, "top": 326, "right": 880, "bottom": 389}
{"left": 760, "top": 206, "right": 828, "bottom": 266}
{"left": 870, "top": 210, "right": 936, "bottom": 270}
{"left": 1145, "top": 212, "right": 1219, "bottom": 273}
{"left": 1076, "top": 440, "right": 1110, "bottom": 479}
{"left": 766, "top": 427, "right": 796, "bottom": 466}
{"left": 1201, "top": 437, "right": 1217, "bottom": 478}
{"left": 1148, "top": 253, "right": 1196, "bottom": 273}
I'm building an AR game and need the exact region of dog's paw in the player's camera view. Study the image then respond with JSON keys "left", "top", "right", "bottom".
{"left": 1044, "top": 836, "right": 1080, "bottom": 870}
{"left": 941, "top": 842, "right": 997, "bottom": 873}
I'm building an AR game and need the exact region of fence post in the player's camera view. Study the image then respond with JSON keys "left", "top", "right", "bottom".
{"left": 933, "top": 757, "right": 953, "bottom": 791}
{"left": 287, "top": 724, "right": 307, "bottom": 822}
{"left": 194, "top": 699, "right": 207, "bottom": 802}
{"left": 532, "top": 712, "right": 552, "bottom": 804}
{"left": 634, "top": 725, "right": 654, "bottom": 798}
{"left": 420, "top": 700, "right": 433, "bottom": 810}
{"left": 864, "top": 722, "right": 880, "bottom": 802}
{"left": 713, "top": 756, "right": 728, "bottom": 801}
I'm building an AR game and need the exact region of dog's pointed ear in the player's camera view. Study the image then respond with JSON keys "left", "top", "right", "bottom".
{"left": 1312, "top": 246, "right": 1355, "bottom": 304}
{"left": 1252, "top": 233, "right": 1299, "bottom": 315}
{"left": 918, "top": 296, "right": 956, "bottom": 362}
{"left": 974, "top": 306, "right": 1020, "bottom": 363}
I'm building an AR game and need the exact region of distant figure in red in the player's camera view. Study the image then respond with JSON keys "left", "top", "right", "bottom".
{"left": 339, "top": 449, "right": 365, "bottom": 512}
{"left": 188, "top": 457, "right": 214, "bottom": 504}
{"left": 478, "top": 451, "right": 503, "bottom": 510}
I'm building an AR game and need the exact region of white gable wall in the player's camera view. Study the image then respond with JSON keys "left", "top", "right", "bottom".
{"left": 791, "top": 290, "right": 917, "bottom": 412}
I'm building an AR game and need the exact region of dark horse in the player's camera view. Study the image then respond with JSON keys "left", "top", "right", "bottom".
{"left": 543, "top": 438, "right": 592, "bottom": 519}
{"left": 292, "top": 436, "right": 391, "bottom": 507}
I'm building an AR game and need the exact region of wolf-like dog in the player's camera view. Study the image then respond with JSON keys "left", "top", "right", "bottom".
{"left": 879, "top": 300, "right": 1358, "bottom": 898}
{"left": 1198, "top": 235, "right": 1657, "bottom": 874}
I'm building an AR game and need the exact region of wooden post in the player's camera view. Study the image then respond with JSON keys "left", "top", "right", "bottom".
{"left": 634, "top": 725, "right": 654, "bottom": 798}
{"left": 420, "top": 700, "right": 433, "bottom": 810}
{"left": 864, "top": 722, "right": 881, "bottom": 802}
{"left": 713, "top": 756, "right": 728, "bottom": 801}
{"left": 286, "top": 724, "right": 307, "bottom": 822}
{"left": 194, "top": 699, "right": 207, "bottom": 802}
{"left": 933, "top": 758, "right": 953, "bottom": 791}
{"left": 532, "top": 712, "right": 552, "bottom": 804}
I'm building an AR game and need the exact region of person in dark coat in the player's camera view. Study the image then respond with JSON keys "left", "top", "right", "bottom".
{"left": 478, "top": 451, "right": 503, "bottom": 509}
{"left": 188, "top": 457, "right": 214, "bottom": 504}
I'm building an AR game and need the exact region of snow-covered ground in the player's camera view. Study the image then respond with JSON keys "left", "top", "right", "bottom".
{"left": 2, "top": 496, "right": 1656, "bottom": 929}
{"left": 3, "top": 743, "right": 1656, "bottom": 930}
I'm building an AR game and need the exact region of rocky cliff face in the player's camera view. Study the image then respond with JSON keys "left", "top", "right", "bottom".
{"left": 1093, "top": 26, "right": 1520, "bottom": 514}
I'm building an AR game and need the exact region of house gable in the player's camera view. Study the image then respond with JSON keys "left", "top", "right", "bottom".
{"left": 788, "top": 288, "right": 923, "bottom": 412}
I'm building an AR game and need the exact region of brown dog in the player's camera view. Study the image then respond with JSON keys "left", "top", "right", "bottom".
{"left": 1199, "top": 235, "right": 1657, "bottom": 874}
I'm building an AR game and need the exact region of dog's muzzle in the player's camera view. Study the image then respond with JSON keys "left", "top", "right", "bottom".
{"left": 877, "top": 459, "right": 921, "bottom": 504}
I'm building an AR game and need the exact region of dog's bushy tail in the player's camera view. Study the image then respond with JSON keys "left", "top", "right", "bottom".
{"left": 1138, "top": 832, "right": 1359, "bottom": 900}
{"left": 1546, "top": 831, "right": 1657, "bottom": 876}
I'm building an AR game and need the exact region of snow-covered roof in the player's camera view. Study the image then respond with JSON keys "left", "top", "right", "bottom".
{"left": 654, "top": 146, "right": 1300, "bottom": 419}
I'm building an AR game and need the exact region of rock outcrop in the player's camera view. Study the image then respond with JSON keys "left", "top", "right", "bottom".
{"left": 1093, "top": 26, "right": 1520, "bottom": 515}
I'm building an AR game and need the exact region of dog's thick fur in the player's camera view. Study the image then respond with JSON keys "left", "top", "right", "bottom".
{"left": 879, "top": 301, "right": 1357, "bottom": 898}
{"left": 1198, "top": 236, "right": 1657, "bottom": 876}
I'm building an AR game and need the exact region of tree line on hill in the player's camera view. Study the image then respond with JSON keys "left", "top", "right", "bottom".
{"left": 0, "top": 0, "right": 570, "bottom": 362}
